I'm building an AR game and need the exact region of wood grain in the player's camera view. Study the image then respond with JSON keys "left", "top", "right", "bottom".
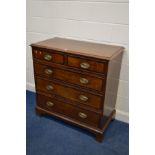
{"left": 31, "top": 37, "right": 124, "bottom": 60}
{"left": 68, "top": 56, "right": 105, "bottom": 73}
{"left": 34, "top": 62, "right": 104, "bottom": 91}
{"left": 37, "top": 94, "right": 100, "bottom": 127}
{"left": 32, "top": 48, "right": 64, "bottom": 64}
{"left": 36, "top": 77, "right": 102, "bottom": 109}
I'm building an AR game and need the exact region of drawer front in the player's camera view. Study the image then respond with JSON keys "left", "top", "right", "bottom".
{"left": 33, "top": 49, "right": 64, "bottom": 64}
{"left": 68, "top": 56, "right": 105, "bottom": 73}
{"left": 37, "top": 94, "right": 100, "bottom": 127}
{"left": 34, "top": 63, "right": 104, "bottom": 91}
{"left": 36, "top": 78, "right": 102, "bottom": 109}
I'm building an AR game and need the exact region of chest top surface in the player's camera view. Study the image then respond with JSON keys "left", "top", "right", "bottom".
{"left": 31, "top": 37, "right": 124, "bottom": 60}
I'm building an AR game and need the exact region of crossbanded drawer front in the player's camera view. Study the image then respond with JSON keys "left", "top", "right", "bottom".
{"left": 36, "top": 78, "right": 102, "bottom": 109}
{"left": 37, "top": 94, "right": 100, "bottom": 127}
{"left": 32, "top": 49, "right": 64, "bottom": 64}
{"left": 34, "top": 63, "right": 104, "bottom": 91}
{"left": 67, "top": 56, "right": 105, "bottom": 73}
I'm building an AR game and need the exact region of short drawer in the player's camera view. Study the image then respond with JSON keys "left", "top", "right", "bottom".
{"left": 32, "top": 49, "right": 64, "bottom": 64}
{"left": 68, "top": 56, "right": 105, "bottom": 73}
{"left": 36, "top": 78, "right": 102, "bottom": 109}
{"left": 34, "top": 63, "right": 104, "bottom": 91}
{"left": 37, "top": 94, "right": 100, "bottom": 127}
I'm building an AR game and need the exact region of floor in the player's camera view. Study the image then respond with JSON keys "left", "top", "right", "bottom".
{"left": 26, "top": 90, "right": 129, "bottom": 155}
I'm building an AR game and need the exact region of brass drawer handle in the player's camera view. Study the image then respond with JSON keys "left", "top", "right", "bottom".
{"left": 46, "top": 85, "right": 54, "bottom": 91}
{"left": 46, "top": 101, "right": 54, "bottom": 107}
{"left": 79, "top": 95, "right": 88, "bottom": 102}
{"left": 80, "top": 78, "right": 89, "bottom": 84}
{"left": 44, "top": 69, "right": 53, "bottom": 75}
{"left": 44, "top": 54, "right": 52, "bottom": 61}
{"left": 80, "top": 62, "right": 90, "bottom": 69}
{"left": 78, "top": 112, "right": 87, "bottom": 119}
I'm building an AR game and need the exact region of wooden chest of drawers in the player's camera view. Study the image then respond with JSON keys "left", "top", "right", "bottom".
{"left": 31, "top": 37, "right": 124, "bottom": 142}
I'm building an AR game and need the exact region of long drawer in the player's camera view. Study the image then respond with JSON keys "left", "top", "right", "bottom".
{"left": 34, "top": 63, "right": 104, "bottom": 91}
{"left": 36, "top": 78, "right": 102, "bottom": 109}
{"left": 37, "top": 94, "right": 100, "bottom": 127}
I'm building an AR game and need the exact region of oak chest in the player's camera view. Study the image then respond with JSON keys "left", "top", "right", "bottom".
{"left": 31, "top": 37, "right": 124, "bottom": 142}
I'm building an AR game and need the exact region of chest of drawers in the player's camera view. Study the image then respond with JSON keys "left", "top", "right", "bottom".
{"left": 31, "top": 37, "right": 124, "bottom": 142}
